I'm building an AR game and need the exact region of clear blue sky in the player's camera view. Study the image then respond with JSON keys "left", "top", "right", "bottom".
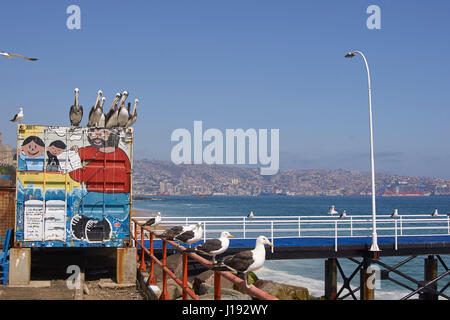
{"left": 1, "top": 1, "right": 449, "bottom": 178}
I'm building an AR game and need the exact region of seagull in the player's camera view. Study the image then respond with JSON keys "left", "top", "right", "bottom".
{"left": 432, "top": 209, "right": 439, "bottom": 217}
{"left": 156, "top": 223, "right": 198, "bottom": 240}
{"left": 87, "top": 90, "right": 103, "bottom": 127}
{"left": 0, "top": 51, "right": 38, "bottom": 61}
{"left": 339, "top": 210, "right": 347, "bottom": 218}
{"left": 247, "top": 211, "right": 254, "bottom": 219}
{"left": 117, "top": 91, "right": 129, "bottom": 127}
{"left": 98, "top": 97, "right": 106, "bottom": 127}
{"left": 328, "top": 205, "right": 338, "bottom": 215}
{"left": 211, "top": 235, "right": 274, "bottom": 288}
{"left": 105, "top": 93, "right": 121, "bottom": 128}
{"left": 126, "top": 99, "right": 138, "bottom": 127}
{"left": 174, "top": 222, "right": 203, "bottom": 247}
{"left": 185, "top": 231, "right": 234, "bottom": 263}
{"left": 143, "top": 212, "right": 161, "bottom": 228}
{"left": 69, "top": 88, "right": 83, "bottom": 126}
{"left": 391, "top": 209, "right": 399, "bottom": 218}
{"left": 10, "top": 107, "right": 23, "bottom": 123}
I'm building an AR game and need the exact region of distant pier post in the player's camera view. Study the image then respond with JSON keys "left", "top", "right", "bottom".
{"left": 421, "top": 255, "right": 438, "bottom": 300}
{"left": 325, "top": 258, "right": 337, "bottom": 300}
{"left": 360, "top": 257, "right": 375, "bottom": 300}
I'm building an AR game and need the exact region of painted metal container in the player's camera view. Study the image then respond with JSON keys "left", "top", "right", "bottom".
{"left": 14, "top": 125, "right": 133, "bottom": 247}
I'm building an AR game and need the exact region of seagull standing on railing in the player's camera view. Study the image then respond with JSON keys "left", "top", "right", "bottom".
{"left": 339, "top": 210, "right": 347, "bottom": 218}
{"left": 185, "top": 231, "right": 234, "bottom": 263}
{"left": 143, "top": 212, "right": 161, "bottom": 228}
{"left": 69, "top": 88, "right": 83, "bottom": 127}
{"left": 174, "top": 222, "right": 203, "bottom": 247}
{"left": 328, "top": 205, "right": 338, "bottom": 215}
{"left": 247, "top": 211, "right": 254, "bottom": 219}
{"left": 10, "top": 107, "right": 23, "bottom": 123}
{"left": 211, "top": 235, "right": 274, "bottom": 288}
{"left": 157, "top": 223, "right": 197, "bottom": 240}
{"left": 432, "top": 209, "right": 439, "bottom": 217}
{"left": 391, "top": 209, "right": 399, "bottom": 218}
{"left": 0, "top": 51, "right": 38, "bottom": 61}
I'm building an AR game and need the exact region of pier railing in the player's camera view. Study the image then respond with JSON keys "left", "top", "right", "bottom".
{"left": 133, "top": 214, "right": 450, "bottom": 252}
{"left": 131, "top": 219, "right": 278, "bottom": 300}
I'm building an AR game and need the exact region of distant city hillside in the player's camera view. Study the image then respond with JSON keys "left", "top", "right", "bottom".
{"left": 132, "top": 160, "right": 450, "bottom": 197}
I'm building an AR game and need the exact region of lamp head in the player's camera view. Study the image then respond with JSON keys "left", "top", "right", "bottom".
{"left": 345, "top": 52, "right": 356, "bottom": 58}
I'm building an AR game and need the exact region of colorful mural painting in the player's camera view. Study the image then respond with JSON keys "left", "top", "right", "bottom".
{"left": 15, "top": 125, "right": 133, "bottom": 247}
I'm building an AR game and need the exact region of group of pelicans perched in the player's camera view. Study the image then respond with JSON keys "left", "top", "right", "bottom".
{"left": 69, "top": 88, "right": 138, "bottom": 128}
{"left": 142, "top": 212, "right": 274, "bottom": 287}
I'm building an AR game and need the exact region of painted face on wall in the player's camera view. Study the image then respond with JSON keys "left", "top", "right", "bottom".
{"left": 21, "top": 140, "right": 45, "bottom": 158}
{"left": 87, "top": 129, "right": 119, "bottom": 149}
{"left": 47, "top": 145, "right": 65, "bottom": 157}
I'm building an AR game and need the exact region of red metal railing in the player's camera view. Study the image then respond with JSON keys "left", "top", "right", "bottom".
{"left": 132, "top": 219, "right": 278, "bottom": 300}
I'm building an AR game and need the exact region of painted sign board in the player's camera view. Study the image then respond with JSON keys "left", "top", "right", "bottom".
{"left": 15, "top": 125, "right": 133, "bottom": 247}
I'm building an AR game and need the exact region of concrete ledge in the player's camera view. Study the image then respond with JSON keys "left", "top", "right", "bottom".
{"left": 8, "top": 280, "right": 51, "bottom": 288}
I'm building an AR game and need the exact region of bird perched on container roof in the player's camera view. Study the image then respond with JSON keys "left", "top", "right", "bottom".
{"left": 10, "top": 107, "right": 23, "bottom": 123}
{"left": 126, "top": 99, "right": 138, "bottom": 127}
{"left": 185, "top": 231, "right": 234, "bottom": 263}
{"left": 211, "top": 235, "right": 274, "bottom": 287}
{"left": 69, "top": 88, "right": 83, "bottom": 127}
{"left": 105, "top": 93, "right": 121, "bottom": 128}
{"left": 87, "top": 90, "right": 103, "bottom": 127}
{"left": 117, "top": 91, "right": 130, "bottom": 127}
{"left": 98, "top": 97, "right": 106, "bottom": 127}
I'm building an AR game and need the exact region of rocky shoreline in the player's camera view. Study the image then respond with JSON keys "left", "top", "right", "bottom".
{"left": 137, "top": 253, "right": 320, "bottom": 300}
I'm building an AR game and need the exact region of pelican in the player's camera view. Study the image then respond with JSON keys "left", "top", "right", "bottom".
{"left": 105, "top": 93, "right": 121, "bottom": 128}
{"left": 87, "top": 90, "right": 103, "bottom": 127}
{"left": 0, "top": 51, "right": 38, "bottom": 61}
{"left": 69, "top": 88, "right": 83, "bottom": 126}
{"left": 98, "top": 97, "right": 106, "bottom": 127}
{"left": 10, "top": 107, "right": 23, "bottom": 123}
{"left": 117, "top": 91, "right": 130, "bottom": 127}
{"left": 126, "top": 99, "right": 138, "bottom": 127}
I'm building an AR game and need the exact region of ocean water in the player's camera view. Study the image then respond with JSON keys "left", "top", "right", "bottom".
{"left": 133, "top": 196, "right": 450, "bottom": 300}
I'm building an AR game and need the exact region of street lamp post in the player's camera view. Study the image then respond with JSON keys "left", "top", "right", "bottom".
{"left": 345, "top": 51, "right": 380, "bottom": 252}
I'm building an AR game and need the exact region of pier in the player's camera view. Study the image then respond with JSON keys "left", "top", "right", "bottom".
{"left": 133, "top": 214, "right": 450, "bottom": 300}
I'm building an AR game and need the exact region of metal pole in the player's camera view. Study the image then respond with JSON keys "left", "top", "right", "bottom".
{"left": 347, "top": 51, "right": 379, "bottom": 252}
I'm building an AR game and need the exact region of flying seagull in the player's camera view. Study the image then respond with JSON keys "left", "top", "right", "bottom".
{"left": 212, "top": 235, "right": 274, "bottom": 287}
{"left": 126, "top": 99, "right": 138, "bottom": 127}
{"left": 117, "top": 91, "right": 130, "bottom": 127}
{"left": 143, "top": 212, "right": 161, "bottom": 228}
{"left": 105, "top": 93, "right": 121, "bottom": 128}
{"left": 156, "top": 223, "right": 197, "bottom": 240}
{"left": 87, "top": 90, "right": 103, "bottom": 127}
{"left": 69, "top": 88, "right": 83, "bottom": 126}
{"left": 0, "top": 51, "right": 38, "bottom": 61}
{"left": 10, "top": 107, "right": 23, "bottom": 122}
{"left": 185, "top": 231, "right": 234, "bottom": 263}
{"left": 174, "top": 222, "right": 203, "bottom": 247}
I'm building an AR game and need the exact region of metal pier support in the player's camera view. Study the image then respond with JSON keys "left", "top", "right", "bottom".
{"left": 325, "top": 258, "right": 337, "bottom": 300}
{"left": 421, "top": 255, "right": 438, "bottom": 300}
{"left": 360, "top": 257, "right": 375, "bottom": 300}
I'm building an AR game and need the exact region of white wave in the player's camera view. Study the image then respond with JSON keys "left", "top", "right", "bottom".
{"left": 255, "top": 265, "right": 414, "bottom": 300}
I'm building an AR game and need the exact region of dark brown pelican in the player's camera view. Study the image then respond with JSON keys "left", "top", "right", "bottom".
{"left": 87, "top": 90, "right": 103, "bottom": 127}
{"left": 126, "top": 99, "right": 138, "bottom": 127}
{"left": 98, "top": 97, "right": 106, "bottom": 127}
{"left": 117, "top": 91, "right": 129, "bottom": 127}
{"left": 105, "top": 93, "right": 121, "bottom": 128}
{"left": 69, "top": 88, "right": 83, "bottom": 126}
